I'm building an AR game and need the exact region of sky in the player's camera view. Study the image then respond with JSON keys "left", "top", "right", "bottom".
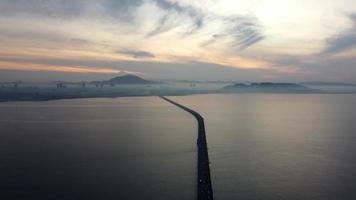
{"left": 0, "top": 0, "right": 356, "bottom": 82}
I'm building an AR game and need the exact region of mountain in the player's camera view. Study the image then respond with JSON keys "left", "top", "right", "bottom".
{"left": 221, "top": 82, "right": 318, "bottom": 93}
{"left": 91, "top": 75, "right": 156, "bottom": 85}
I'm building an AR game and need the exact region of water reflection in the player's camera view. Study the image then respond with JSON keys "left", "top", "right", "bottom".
{"left": 0, "top": 97, "right": 196, "bottom": 200}
{"left": 172, "top": 94, "right": 356, "bottom": 200}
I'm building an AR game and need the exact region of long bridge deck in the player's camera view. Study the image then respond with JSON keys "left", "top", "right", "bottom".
{"left": 160, "top": 96, "right": 214, "bottom": 200}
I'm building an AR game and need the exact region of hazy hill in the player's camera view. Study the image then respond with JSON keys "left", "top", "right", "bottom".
{"left": 301, "top": 82, "right": 356, "bottom": 86}
{"left": 91, "top": 75, "right": 156, "bottom": 85}
{"left": 221, "top": 82, "right": 317, "bottom": 93}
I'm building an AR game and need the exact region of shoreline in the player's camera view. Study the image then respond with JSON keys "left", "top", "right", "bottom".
{"left": 1, "top": 90, "right": 350, "bottom": 103}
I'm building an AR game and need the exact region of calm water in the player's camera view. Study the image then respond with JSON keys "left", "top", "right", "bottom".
{"left": 171, "top": 94, "right": 356, "bottom": 200}
{"left": 2, "top": 94, "right": 356, "bottom": 200}
{"left": 0, "top": 97, "right": 196, "bottom": 200}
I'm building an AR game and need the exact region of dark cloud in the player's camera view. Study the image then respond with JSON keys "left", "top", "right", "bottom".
{"left": 117, "top": 50, "right": 155, "bottom": 58}
{"left": 153, "top": 0, "right": 185, "bottom": 13}
{"left": 228, "top": 16, "right": 265, "bottom": 50}
{"left": 102, "top": 0, "right": 142, "bottom": 11}
{"left": 153, "top": 0, "right": 202, "bottom": 19}
{"left": 0, "top": 0, "right": 202, "bottom": 38}
{"left": 322, "top": 14, "right": 356, "bottom": 54}
{"left": 0, "top": 0, "right": 143, "bottom": 19}
{"left": 183, "top": 15, "right": 204, "bottom": 36}
{"left": 0, "top": 0, "right": 84, "bottom": 18}
{"left": 147, "top": 0, "right": 204, "bottom": 37}
{"left": 99, "top": 0, "right": 143, "bottom": 20}
{"left": 202, "top": 16, "right": 265, "bottom": 50}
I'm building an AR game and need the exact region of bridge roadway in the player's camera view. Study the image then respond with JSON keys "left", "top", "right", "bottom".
{"left": 160, "top": 96, "right": 214, "bottom": 200}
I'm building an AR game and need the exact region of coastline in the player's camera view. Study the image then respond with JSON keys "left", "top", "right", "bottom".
{"left": 0, "top": 88, "right": 341, "bottom": 102}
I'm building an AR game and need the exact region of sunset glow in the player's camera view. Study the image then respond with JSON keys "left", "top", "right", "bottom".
{"left": 0, "top": 0, "right": 355, "bottom": 81}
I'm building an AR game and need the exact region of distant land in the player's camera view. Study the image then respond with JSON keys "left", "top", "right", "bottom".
{"left": 300, "top": 82, "right": 356, "bottom": 86}
{"left": 91, "top": 74, "right": 160, "bottom": 85}
{"left": 1, "top": 75, "right": 356, "bottom": 102}
{"left": 222, "top": 82, "right": 319, "bottom": 93}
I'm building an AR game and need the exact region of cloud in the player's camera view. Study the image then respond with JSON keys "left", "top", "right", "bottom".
{"left": 201, "top": 15, "right": 265, "bottom": 50}
{"left": 2, "top": 51, "right": 299, "bottom": 80}
{"left": 228, "top": 16, "right": 265, "bottom": 50}
{"left": 0, "top": 0, "right": 143, "bottom": 20}
{"left": 0, "top": 60, "right": 120, "bottom": 74}
{"left": 117, "top": 50, "right": 155, "bottom": 58}
{"left": 153, "top": 0, "right": 202, "bottom": 18}
{"left": 102, "top": 0, "right": 143, "bottom": 11}
{"left": 146, "top": 15, "right": 176, "bottom": 37}
{"left": 98, "top": 0, "right": 143, "bottom": 20}
{"left": 147, "top": 0, "right": 204, "bottom": 37}
{"left": 153, "top": 0, "right": 185, "bottom": 13}
{"left": 68, "top": 38, "right": 91, "bottom": 46}
{"left": 0, "top": 0, "right": 84, "bottom": 19}
{"left": 322, "top": 14, "right": 356, "bottom": 54}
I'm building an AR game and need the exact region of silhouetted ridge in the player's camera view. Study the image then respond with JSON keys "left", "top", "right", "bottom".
{"left": 109, "top": 75, "right": 151, "bottom": 84}
{"left": 91, "top": 74, "right": 154, "bottom": 85}
{"left": 221, "top": 82, "right": 317, "bottom": 93}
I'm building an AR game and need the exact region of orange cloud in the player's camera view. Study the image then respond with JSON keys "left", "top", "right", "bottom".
{"left": 0, "top": 61, "right": 120, "bottom": 74}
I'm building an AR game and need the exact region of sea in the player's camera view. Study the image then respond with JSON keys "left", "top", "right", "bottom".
{"left": 1, "top": 94, "right": 356, "bottom": 200}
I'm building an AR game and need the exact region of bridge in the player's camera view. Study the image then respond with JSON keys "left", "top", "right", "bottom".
{"left": 160, "top": 96, "right": 214, "bottom": 200}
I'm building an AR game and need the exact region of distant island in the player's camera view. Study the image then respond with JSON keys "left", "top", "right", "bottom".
{"left": 2, "top": 75, "right": 355, "bottom": 102}
{"left": 300, "top": 82, "right": 356, "bottom": 86}
{"left": 221, "top": 82, "right": 319, "bottom": 93}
